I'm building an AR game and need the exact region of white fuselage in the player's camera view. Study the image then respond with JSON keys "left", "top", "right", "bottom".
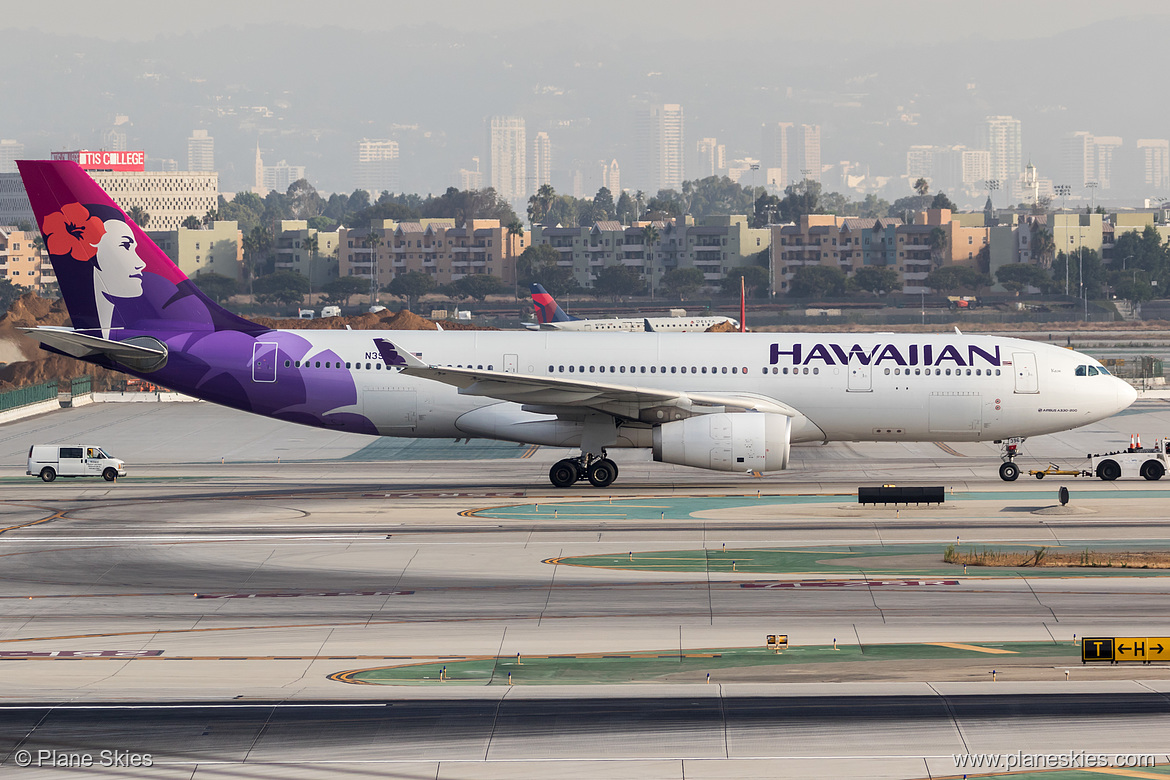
{"left": 259, "top": 330, "right": 1135, "bottom": 449}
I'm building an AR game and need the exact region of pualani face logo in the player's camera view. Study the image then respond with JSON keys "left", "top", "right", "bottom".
{"left": 769, "top": 342, "right": 1003, "bottom": 368}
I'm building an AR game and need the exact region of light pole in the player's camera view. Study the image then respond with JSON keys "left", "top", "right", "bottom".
{"left": 1086, "top": 181, "right": 1099, "bottom": 213}
{"left": 1054, "top": 184, "right": 1071, "bottom": 212}
{"left": 985, "top": 179, "right": 1000, "bottom": 223}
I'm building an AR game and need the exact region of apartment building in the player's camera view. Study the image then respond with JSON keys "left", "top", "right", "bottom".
{"left": 0, "top": 227, "right": 53, "bottom": 292}
{"left": 147, "top": 221, "right": 243, "bottom": 281}
{"left": 274, "top": 220, "right": 341, "bottom": 290}
{"left": 338, "top": 219, "right": 526, "bottom": 290}
{"left": 531, "top": 215, "right": 770, "bottom": 290}
{"left": 773, "top": 209, "right": 988, "bottom": 295}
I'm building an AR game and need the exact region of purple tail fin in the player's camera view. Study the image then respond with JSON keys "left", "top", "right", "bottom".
{"left": 17, "top": 160, "right": 262, "bottom": 337}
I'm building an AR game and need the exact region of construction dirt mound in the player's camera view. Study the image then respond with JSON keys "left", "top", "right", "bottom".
{"left": 705, "top": 320, "right": 740, "bottom": 332}
{"left": 0, "top": 294, "right": 498, "bottom": 391}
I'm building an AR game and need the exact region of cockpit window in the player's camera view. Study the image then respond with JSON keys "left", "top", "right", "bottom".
{"left": 1075, "top": 365, "right": 1087, "bottom": 376}
{"left": 1087, "top": 366, "right": 1099, "bottom": 376}
{"left": 1098, "top": 366, "right": 1111, "bottom": 375}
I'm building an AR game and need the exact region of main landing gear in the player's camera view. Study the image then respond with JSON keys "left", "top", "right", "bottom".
{"left": 997, "top": 437, "right": 1026, "bottom": 481}
{"left": 549, "top": 454, "right": 619, "bottom": 488}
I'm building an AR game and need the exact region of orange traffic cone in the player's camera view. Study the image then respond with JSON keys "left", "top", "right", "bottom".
{"left": 1136, "top": 434, "right": 1142, "bottom": 450}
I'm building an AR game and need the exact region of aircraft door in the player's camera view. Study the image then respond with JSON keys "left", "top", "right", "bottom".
{"left": 847, "top": 364, "right": 872, "bottom": 392}
{"left": 1012, "top": 352, "right": 1039, "bottom": 394}
{"left": 503, "top": 353, "right": 518, "bottom": 373}
{"left": 252, "top": 342, "right": 278, "bottom": 383}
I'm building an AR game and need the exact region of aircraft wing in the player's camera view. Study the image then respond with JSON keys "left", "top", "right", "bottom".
{"left": 23, "top": 327, "right": 168, "bottom": 370}
{"left": 373, "top": 337, "right": 796, "bottom": 422}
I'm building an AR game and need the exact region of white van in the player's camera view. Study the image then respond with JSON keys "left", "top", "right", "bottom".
{"left": 27, "top": 445, "right": 127, "bottom": 482}
{"left": 298, "top": 309, "right": 315, "bottom": 319}
{"left": 320, "top": 305, "right": 341, "bottom": 318}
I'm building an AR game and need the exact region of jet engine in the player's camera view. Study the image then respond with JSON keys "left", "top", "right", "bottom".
{"left": 652, "top": 412, "right": 791, "bottom": 472}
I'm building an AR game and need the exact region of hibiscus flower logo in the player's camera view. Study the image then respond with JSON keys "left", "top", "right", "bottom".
{"left": 42, "top": 202, "right": 106, "bottom": 262}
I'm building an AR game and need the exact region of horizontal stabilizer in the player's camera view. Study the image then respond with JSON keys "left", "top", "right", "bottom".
{"left": 24, "top": 327, "right": 168, "bottom": 372}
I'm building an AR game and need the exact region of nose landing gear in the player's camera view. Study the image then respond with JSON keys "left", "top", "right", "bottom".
{"left": 998, "top": 437, "right": 1026, "bottom": 481}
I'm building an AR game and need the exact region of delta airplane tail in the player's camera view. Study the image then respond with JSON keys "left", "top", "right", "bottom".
{"left": 530, "top": 283, "right": 577, "bottom": 324}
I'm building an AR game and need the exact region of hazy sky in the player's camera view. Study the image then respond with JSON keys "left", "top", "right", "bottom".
{"left": 8, "top": 0, "right": 1170, "bottom": 42}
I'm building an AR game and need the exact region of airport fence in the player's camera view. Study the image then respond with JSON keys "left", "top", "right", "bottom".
{"left": 0, "top": 381, "right": 58, "bottom": 412}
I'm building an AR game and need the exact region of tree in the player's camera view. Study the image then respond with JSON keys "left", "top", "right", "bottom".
{"left": 913, "top": 178, "right": 930, "bottom": 197}
{"left": 242, "top": 225, "right": 273, "bottom": 290}
{"left": 287, "top": 179, "right": 323, "bottom": 220}
{"left": 385, "top": 270, "right": 435, "bottom": 311}
{"left": 181, "top": 215, "right": 201, "bottom": 230}
{"left": 996, "top": 263, "right": 1051, "bottom": 294}
{"left": 721, "top": 265, "right": 771, "bottom": 298}
{"left": 1031, "top": 228, "right": 1055, "bottom": 269}
{"left": 449, "top": 273, "right": 506, "bottom": 301}
{"left": 202, "top": 207, "right": 219, "bottom": 227}
{"left": 190, "top": 272, "right": 238, "bottom": 304}
{"left": 323, "top": 276, "right": 369, "bottom": 307}
{"left": 592, "top": 264, "right": 647, "bottom": 300}
{"left": 616, "top": 191, "right": 637, "bottom": 224}
{"left": 516, "top": 244, "right": 577, "bottom": 297}
{"left": 253, "top": 270, "right": 309, "bottom": 308}
{"left": 0, "top": 277, "right": 21, "bottom": 316}
{"left": 528, "top": 184, "right": 558, "bottom": 226}
{"left": 788, "top": 265, "right": 847, "bottom": 298}
{"left": 928, "top": 227, "right": 949, "bottom": 267}
{"left": 593, "top": 187, "right": 616, "bottom": 221}
{"left": 926, "top": 265, "right": 991, "bottom": 294}
{"left": 303, "top": 233, "right": 320, "bottom": 297}
{"left": 1052, "top": 249, "right": 1105, "bottom": 299}
{"left": 850, "top": 266, "right": 900, "bottom": 295}
{"left": 930, "top": 191, "right": 957, "bottom": 211}
{"left": 778, "top": 179, "right": 822, "bottom": 222}
{"left": 660, "top": 267, "right": 706, "bottom": 300}
{"left": 126, "top": 205, "right": 151, "bottom": 228}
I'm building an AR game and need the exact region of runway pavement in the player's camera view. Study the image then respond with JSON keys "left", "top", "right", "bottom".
{"left": 1, "top": 399, "right": 1170, "bottom": 777}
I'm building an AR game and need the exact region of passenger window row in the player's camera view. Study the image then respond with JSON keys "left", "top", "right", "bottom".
{"left": 549, "top": 365, "right": 749, "bottom": 375}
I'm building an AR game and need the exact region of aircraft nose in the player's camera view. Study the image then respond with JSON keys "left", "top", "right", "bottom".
{"left": 1116, "top": 378, "right": 1138, "bottom": 411}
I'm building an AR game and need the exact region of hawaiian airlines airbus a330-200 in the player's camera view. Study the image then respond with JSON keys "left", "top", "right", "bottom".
{"left": 17, "top": 160, "right": 1137, "bottom": 487}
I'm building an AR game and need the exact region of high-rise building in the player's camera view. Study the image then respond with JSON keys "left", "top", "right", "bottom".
{"left": 601, "top": 159, "right": 620, "bottom": 196}
{"left": 906, "top": 145, "right": 934, "bottom": 181}
{"left": 488, "top": 116, "right": 526, "bottom": 204}
{"left": 263, "top": 161, "right": 306, "bottom": 194}
{"left": 187, "top": 129, "right": 214, "bottom": 172}
{"left": 101, "top": 116, "right": 130, "bottom": 152}
{"left": 531, "top": 131, "right": 551, "bottom": 193}
{"left": 1061, "top": 130, "right": 1097, "bottom": 190}
{"left": 355, "top": 139, "right": 401, "bottom": 196}
{"left": 0, "top": 140, "right": 24, "bottom": 174}
{"left": 761, "top": 122, "right": 793, "bottom": 186}
{"left": 638, "top": 103, "right": 685, "bottom": 192}
{"left": 799, "top": 124, "right": 822, "bottom": 183}
{"left": 696, "top": 138, "right": 726, "bottom": 178}
{"left": 253, "top": 142, "right": 265, "bottom": 195}
{"left": 1137, "top": 139, "right": 1170, "bottom": 192}
{"left": 979, "top": 116, "right": 1023, "bottom": 194}
{"left": 459, "top": 157, "right": 483, "bottom": 191}
{"left": 1093, "top": 136, "right": 1123, "bottom": 191}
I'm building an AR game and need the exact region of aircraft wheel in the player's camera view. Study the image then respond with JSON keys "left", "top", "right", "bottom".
{"left": 1097, "top": 460, "right": 1121, "bottom": 481}
{"left": 40, "top": 467, "right": 56, "bottom": 483}
{"left": 103, "top": 468, "right": 118, "bottom": 482}
{"left": 999, "top": 462, "right": 1020, "bottom": 481}
{"left": 1140, "top": 460, "right": 1164, "bottom": 481}
{"left": 587, "top": 459, "right": 617, "bottom": 488}
{"left": 549, "top": 459, "right": 579, "bottom": 488}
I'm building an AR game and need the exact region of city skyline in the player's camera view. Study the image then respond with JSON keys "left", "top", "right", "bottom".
{"left": 3, "top": 7, "right": 1170, "bottom": 206}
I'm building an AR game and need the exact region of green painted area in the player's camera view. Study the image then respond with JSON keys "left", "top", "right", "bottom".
{"left": 551, "top": 541, "right": 1170, "bottom": 578}
{"left": 469, "top": 490, "right": 1170, "bottom": 522}
{"left": 343, "top": 641, "right": 1078, "bottom": 686}
{"left": 343, "top": 437, "right": 533, "bottom": 462}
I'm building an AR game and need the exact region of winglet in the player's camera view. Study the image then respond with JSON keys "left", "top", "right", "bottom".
{"left": 372, "top": 338, "right": 428, "bottom": 369}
